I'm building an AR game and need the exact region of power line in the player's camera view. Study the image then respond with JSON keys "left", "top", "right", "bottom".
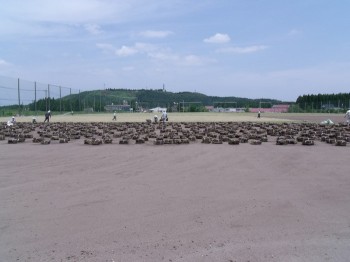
{"left": 0, "top": 85, "right": 15, "bottom": 90}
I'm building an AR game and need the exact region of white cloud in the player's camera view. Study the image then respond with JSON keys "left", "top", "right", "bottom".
{"left": 1, "top": 1, "right": 187, "bottom": 29}
{"left": 97, "top": 42, "right": 157, "bottom": 56}
{"left": 148, "top": 51, "right": 212, "bottom": 67}
{"left": 84, "top": 24, "right": 102, "bottom": 35}
{"left": 181, "top": 55, "right": 207, "bottom": 66}
{"left": 109, "top": 39, "right": 212, "bottom": 67}
{"left": 116, "top": 46, "right": 138, "bottom": 56}
{"left": 0, "top": 59, "right": 10, "bottom": 66}
{"left": 217, "top": 45, "right": 268, "bottom": 54}
{"left": 204, "top": 33, "right": 230, "bottom": 44}
{"left": 148, "top": 52, "right": 179, "bottom": 61}
{"left": 2, "top": 0, "right": 124, "bottom": 24}
{"left": 0, "top": 1, "right": 183, "bottom": 38}
{"left": 140, "top": 30, "right": 173, "bottom": 38}
{"left": 134, "top": 42, "right": 157, "bottom": 53}
{"left": 287, "top": 29, "right": 302, "bottom": 37}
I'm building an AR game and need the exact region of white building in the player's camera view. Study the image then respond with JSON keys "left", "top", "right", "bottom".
{"left": 149, "top": 107, "right": 167, "bottom": 113}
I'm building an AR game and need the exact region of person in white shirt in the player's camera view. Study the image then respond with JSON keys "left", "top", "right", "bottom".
{"left": 162, "top": 111, "right": 167, "bottom": 121}
{"left": 154, "top": 115, "right": 158, "bottom": 123}
{"left": 161, "top": 111, "right": 167, "bottom": 129}
{"left": 345, "top": 109, "right": 350, "bottom": 125}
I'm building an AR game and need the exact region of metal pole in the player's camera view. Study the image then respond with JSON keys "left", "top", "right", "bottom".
{"left": 79, "top": 89, "right": 81, "bottom": 111}
{"left": 59, "top": 86, "right": 62, "bottom": 113}
{"left": 183, "top": 100, "right": 184, "bottom": 113}
{"left": 18, "top": 78, "right": 20, "bottom": 115}
{"left": 48, "top": 84, "right": 50, "bottom": 110}
{"left": 34, "top": 81, "right": 37, "bottom": 115}
{"left": 70, "top": 88, "right": 72, "bottom": 112}
{"left": 45, "top": 90, "right": 48, "bottom": 111}
{"left": 100, "top": 90, "right": 102, "bottom": 112}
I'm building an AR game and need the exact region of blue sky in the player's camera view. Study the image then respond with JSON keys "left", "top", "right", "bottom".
{"left": 1, "top": 0, "right": 350, "bottom": 102}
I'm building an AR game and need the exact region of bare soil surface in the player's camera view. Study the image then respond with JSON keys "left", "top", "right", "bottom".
{"left": 1, "top": 115, "right": 350, "bottom": 261}
{"left": 262, "top": 113, "right": 346, "bottom": 124}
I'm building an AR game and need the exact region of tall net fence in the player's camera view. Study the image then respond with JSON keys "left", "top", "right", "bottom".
{"left": 0, "top": 75, "right": 80, "bottom": 114}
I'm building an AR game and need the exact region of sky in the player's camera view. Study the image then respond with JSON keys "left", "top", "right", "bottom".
{"left": 1, "top": 0, "right": 350, "bottom": 103}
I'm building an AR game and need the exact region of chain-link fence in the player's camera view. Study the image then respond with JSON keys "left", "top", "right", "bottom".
{"left": 0, "top": 75, "right": 80, "bottom": 115}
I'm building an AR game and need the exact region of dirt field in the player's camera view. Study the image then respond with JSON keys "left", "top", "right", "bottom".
{"left": 1, "top": 112, "right": 347, "bottom": 124}
{"left": 1, "top": 113, "right": 350, "bottom": 261}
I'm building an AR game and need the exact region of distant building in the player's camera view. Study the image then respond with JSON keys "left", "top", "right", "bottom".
{"left": 211, "top": 107, "right": 224, "bottom": 112}
{"left": 205, "top": 106, "right": 214, "bottom": 111}
{"left": 208, "top": 106, "right": 245, "bottom": 113}
{"left": 250, "top": 104, "right": 290, "bottom": 113}
{"left": 271, "top": 104, "right": 290, "bottom": 112}
{"left": 104, "top": 104, "right": 131, "bottom": 112}
{"left": 149, "top": 107, "right": 167, "bottom": 113}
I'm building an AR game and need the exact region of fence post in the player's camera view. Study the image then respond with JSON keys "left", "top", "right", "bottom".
{"left": 48, "top": 84, "right": 50, "bottom": 110}
{"left": 70, "top": 88, "right": 72, "bottom": 112}
{"left": 17, "top": 78, "right": 21, "bottom": 115}
{"left": 59, "top": 86, "right": 62, "bottom": 113}
{"left": 45, "top": 90, "right": 48, "bottom": 111}
{"left": 34, "top": 81, "right": 37, "bottom": 115}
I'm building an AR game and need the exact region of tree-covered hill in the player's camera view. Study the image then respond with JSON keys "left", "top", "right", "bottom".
{"left": 296, "top": 93, "right": 350, "bottom": 112}
{"left": 25, "top": 88, "right": 284, "bottom": 112}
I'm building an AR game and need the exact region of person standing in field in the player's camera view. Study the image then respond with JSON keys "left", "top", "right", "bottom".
{"left": 44, "top": 110, "right": 51, "bottom": 123}
{"left": 112, "top": 111, "right": 117, "bottom": 121}
{"left": 161, "top": 110, "right": 168, "bottom": 129}
{"left": 345, "top": 109, "right": 350, "bottom": 125}
{"left": 154, "top": 115, "right": 158, "bottom": 123}
{"left": 257, "top": 110, "right": 261, "bottom": 118}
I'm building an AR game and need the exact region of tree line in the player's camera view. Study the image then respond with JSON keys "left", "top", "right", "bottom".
{"left": 24, "top": 89, "right": 283, "bottom": 112}
{"left": 295, "top": 93, "right": 350, "bottom": 112}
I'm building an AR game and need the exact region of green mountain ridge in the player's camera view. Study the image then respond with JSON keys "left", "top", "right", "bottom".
{"left": 51, "top": 88, "right": 286, "bottom": 112}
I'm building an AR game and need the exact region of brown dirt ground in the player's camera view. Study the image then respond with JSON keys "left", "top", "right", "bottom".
{"left": 1, "top": 112, "right": 347, "bottom": 124}
{"left": 1, "top": 113, "right": 350, "bottom": 261}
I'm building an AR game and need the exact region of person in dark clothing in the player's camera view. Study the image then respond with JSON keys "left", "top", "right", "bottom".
{"left": 44, "top": 110, "right": 51, "bottom": 122}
